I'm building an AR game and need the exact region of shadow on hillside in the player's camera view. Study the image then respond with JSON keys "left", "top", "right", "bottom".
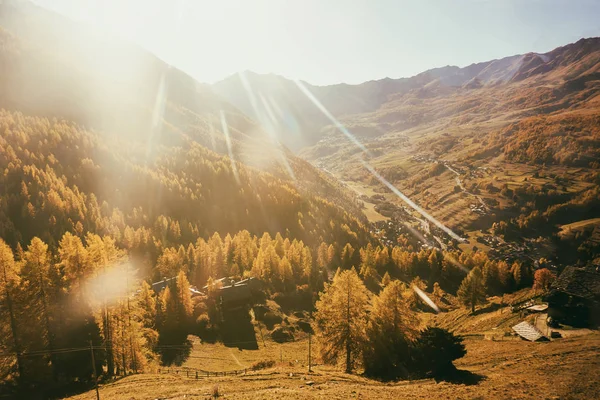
{"left": 158, "top": 337, "right": 192, "bottom": 366}
{"left": 435, "top": 368, "right": 486, "bottom": 386}
{"left": 221, "top": 308, "right": 259, "bottom": 350}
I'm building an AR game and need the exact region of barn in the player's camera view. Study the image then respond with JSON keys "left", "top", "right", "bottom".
{"left": 545, "top": 266, "right": 600, "bottom": 327}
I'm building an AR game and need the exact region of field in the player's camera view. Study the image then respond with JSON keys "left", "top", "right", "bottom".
{"left": 68, "top": 333, "right": 600, "bottom": 399}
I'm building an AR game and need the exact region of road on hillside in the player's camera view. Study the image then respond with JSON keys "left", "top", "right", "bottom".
{"left": 443, "top": 163, "right": 488, "bottom": 210}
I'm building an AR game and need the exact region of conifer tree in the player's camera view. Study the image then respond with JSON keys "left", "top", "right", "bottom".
{"left": 314, "top": 268, "right": 369, "bottom": 373}
{"left": 0, "top": 239, "right": 24, "bottom": 380}
{"left": 363, "top": 280, "right": 419, "bottom": 379}
{"left": 457, "top": 267, "right": 487, "bottom": 313}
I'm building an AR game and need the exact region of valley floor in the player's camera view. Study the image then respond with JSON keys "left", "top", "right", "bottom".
{"left": 69, "top": 333, "right": 600, "bottom": 400}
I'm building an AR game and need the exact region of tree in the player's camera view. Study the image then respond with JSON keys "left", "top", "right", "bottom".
{"left": 413, "top": 327, "right": 466, "bottom": 377}
{"left": 457, "top": 267, "right": 487, "bottom": 313}
{"left": 314, "top": 268, "right": 369, "bottom": 373}
{"left": 533, "top": 268, "right": 556, "bottom": 292}
{"left": 20, "top": 237, "right": 59, "bottom": 380}
{"left": 340, "top": 243, "right": 355, "bottom": 269}
{"left": 363, "top": 281, "right": 419, "bottom": 379}
{"left": 381, "top": 272, "right": 391, "bottom": 287}
{"left": 0, "top": 239, "right": 24, "bottom": 380}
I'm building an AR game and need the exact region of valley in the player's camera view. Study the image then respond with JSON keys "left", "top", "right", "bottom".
{"left": 0, "top": 1, "right": 599, "bottom": 399}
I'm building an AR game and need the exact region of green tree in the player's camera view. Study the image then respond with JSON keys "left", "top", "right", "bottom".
{"left": 457, "top": 267, "right": 487, "bottom": 313}
{"left": 314, "top": 268, "right": 369, "bottom": 373}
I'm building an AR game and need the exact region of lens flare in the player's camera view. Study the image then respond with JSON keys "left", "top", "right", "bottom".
{"left": 238, "top": 71, "right": 296, "bottom": 181}
{"left": 219, "top": 110, "right": 240, "bottom": 184}
{"left": 360, "top": 158, "right": 464, "bottom": 243}
{"left": 294, "top": 79, "right": 370, "bottom": 155}
{"left": 84, "top": 262, "right": 136, "bottom": 306}
{"left": 412, "top": 284, "right": 440, "bottom": 313}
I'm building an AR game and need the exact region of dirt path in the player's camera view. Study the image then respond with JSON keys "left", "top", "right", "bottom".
{"left": 229, "top": 349, "right": 247, "bottom": 368}
{"left": 444, "top": 163, "right": 488, "bottom": 209}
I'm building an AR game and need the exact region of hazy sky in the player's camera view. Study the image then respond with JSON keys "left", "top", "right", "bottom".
{"left": 34, "top": 0, "right": 600, "bottom": 85}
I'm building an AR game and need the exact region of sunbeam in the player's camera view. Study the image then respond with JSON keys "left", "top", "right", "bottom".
{"left": 360, "top": 158, "right": 465, "bottom": 243}
{"left": 294, "top": 79, "right": 371, "bottom": 155}
{"left": 219, "top": 110, "right": 240, "bottom": 184}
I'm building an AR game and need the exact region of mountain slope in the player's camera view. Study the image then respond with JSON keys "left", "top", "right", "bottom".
{"left": 213, "top": 38, "right": 600, "bottom": 153}
{"left": 0, "top": 2, "right": 371, "bottom": 252}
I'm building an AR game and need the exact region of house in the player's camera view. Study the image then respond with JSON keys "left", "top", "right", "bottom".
{"left": 545, "top": 266, "right": 600, "bottom": 327}
{"left": 151, "top": 277, "right": 176, "bottom": 293}
{"left": 151, "top": 276, "right": 203, "bottom": 298}
{"left": 219, "top": 283, "right": 253, "bottom": 310}
{"left": 218, "top": 277, "right": 263, "bottom": 310}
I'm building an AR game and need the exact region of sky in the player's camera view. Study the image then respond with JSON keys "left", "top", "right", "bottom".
{"left": 34, "top": 0, "right": 600, "bottom": 86}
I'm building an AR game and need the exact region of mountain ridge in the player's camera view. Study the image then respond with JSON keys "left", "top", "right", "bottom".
{"left": 212, "top": 37, "right": 600, "bottom": 151}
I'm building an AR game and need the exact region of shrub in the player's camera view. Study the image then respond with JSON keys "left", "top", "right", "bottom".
{"left": 196, "top": 313, "right": 217, "bottom": 342}
{"left": 250, "top": 360, "right": 276, "bottom": 371}
{"left": 412, "top": 327, "right": 466, "bottom": 377}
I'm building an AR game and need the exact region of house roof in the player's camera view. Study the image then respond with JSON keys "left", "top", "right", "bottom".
{"left": 551, "top": 267, "right": 600, "bottom": 301}
{"left": 151, "top": 277, "right": 176, "bottom": 293}
{"left": 219, "top": 283, "right": 252, "bottom": 305}
{"left": 512, "top": 321, "right": 547, "bottom": 342}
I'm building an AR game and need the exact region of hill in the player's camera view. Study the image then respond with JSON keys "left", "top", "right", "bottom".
{"left": 67, "top": 334, "right": 600, "bottom": 400}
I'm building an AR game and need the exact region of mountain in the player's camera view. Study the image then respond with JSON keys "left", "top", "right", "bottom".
{"left": 214, "top": 37, "right": 600, "bottom": 267}
{"left": 0, "top": 1, "right": 371, "bottom": 251}
{"left": 213, "top": 38, "right": 600, "bottom": 152}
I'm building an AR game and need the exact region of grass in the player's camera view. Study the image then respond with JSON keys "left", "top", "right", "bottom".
{"left": 67, "top": 334, "right": 600, "bottom": 399}
{"left": 177, "top": 335, "right": 311, "bottom": 373}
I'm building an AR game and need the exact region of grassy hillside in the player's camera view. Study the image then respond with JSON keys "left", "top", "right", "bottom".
{"left": 67, "top": 334, "right": 600, "bottom": 400}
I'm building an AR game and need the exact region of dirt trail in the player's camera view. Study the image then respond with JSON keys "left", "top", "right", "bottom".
{"left": 444, "top": 163, "right": 488, "bottom": 209}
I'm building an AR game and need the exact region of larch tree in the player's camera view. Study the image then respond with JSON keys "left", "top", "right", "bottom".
{"left": 457, "top": 267, "right": 487, "bottom": 313}
{"left": 533, "top": 268, "right": 556, "bottom": 292}
{"left": 0, "top": 239, "right": 24, "bottom": 380}
{"left": 314, "top": 268, "right": 369, "bottom": 373}
{"left": 20, "top": 237, "right": 59, "bottom": 380}
{"left": 363, "top": 280, "right": 419, "bottom": 379}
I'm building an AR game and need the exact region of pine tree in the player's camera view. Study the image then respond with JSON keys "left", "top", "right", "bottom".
{"left": 314, "top": 268, "right": 369, "bottom": 373}
{"left": 457, "top": 267, "right": 487, "bottom": 313}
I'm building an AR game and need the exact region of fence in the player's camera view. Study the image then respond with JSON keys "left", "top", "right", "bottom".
{"left": 158, "top": 366, "right": 247, "bottom": 378}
